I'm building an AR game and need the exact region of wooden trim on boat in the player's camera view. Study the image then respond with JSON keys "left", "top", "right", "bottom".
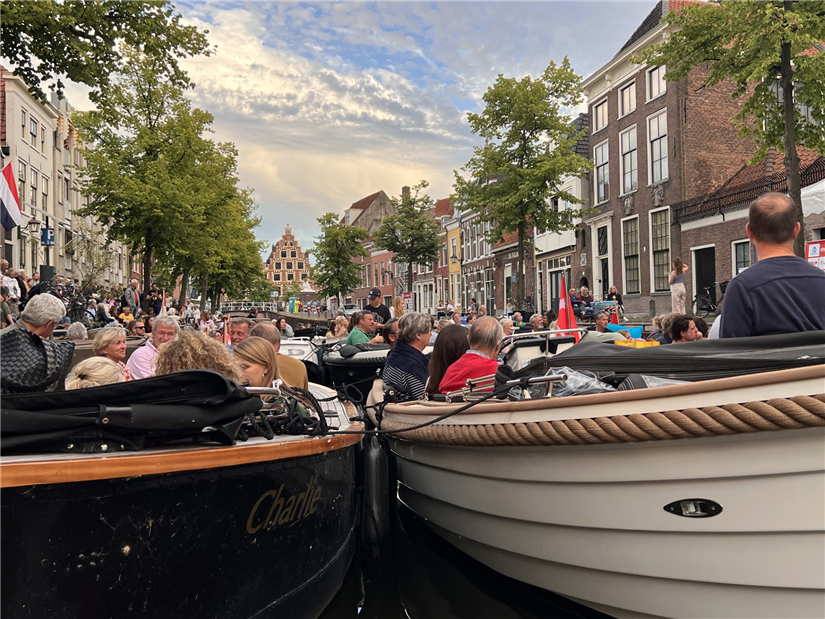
{"left": 0, "top": 424, "right": 364, "bottom": 489}
{"left": 384, "top": 365, "right": 825, "bottom": 416}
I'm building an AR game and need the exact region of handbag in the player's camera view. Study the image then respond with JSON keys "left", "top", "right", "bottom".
{"left": 1, "top": 327, "right": 75, "bottom": 394}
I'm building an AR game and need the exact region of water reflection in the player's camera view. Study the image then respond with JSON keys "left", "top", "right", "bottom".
{"left": 320, "top": 506, "right": 612, "bottom": 619}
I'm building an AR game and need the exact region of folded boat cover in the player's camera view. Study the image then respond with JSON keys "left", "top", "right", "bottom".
{"left": 524, "top": 331, "right": 825, "bottom": 382}
{"left": 0, "top": 370, "right": 261, "bottom": 453}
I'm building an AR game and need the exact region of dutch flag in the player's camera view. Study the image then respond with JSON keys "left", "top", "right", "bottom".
{"left": 0, "top": 162, "right": 22, "bottom": 229}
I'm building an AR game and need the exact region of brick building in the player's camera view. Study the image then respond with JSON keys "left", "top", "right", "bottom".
{"left": 264, "top": 225, "right": 311, "bottom": 296}
{"left": 580, "top": 0, "right": 756, "bottom": 316}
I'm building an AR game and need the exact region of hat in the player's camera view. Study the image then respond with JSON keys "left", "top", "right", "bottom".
{"left": 368, "top": 287, "right": 381, "bottom": 298}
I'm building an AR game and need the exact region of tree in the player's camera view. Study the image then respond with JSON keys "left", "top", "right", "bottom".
{"left": 453, "top": 58, "right": 594, "bottom": 307}
{"left": 279, "top": 280, "right": 302, "bottom": 304}
{"left": 1, "top": 0, "right": 210, "bottom": 102}
{"left": 374, "top": 181, "right": 442, "bottom": 292}
{"left": 74, "top": 46, "right": 221, "bottom": 306}
{"left": 64, "top": 219, "right": 115, "bottom": 294}
{"left": 309, "top": 213, "right": 369, "bottom": 302}
{"left": 638, "top": 0, "right": 825, "bottom": 258}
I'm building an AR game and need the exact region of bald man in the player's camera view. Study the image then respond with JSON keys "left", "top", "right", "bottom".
{"left": 249, "top": 322, "right": 309, "bottom": 390}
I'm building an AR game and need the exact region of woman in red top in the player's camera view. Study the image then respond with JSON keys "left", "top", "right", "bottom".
{"left": 438, "top": 317, "right": 502, "bottom": 393}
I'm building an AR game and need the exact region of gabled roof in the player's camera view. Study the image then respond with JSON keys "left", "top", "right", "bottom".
{"left": 494, "top": 228, "right": 534, "bottom": 251}
{"left": 434, "top": 198, "right": 454, "bottom": 218}
{"left": 617, "top": 0, "right": 706, "bottom": 56}
{"left": 349, "top": 191, "right": 383, "bottom": 211}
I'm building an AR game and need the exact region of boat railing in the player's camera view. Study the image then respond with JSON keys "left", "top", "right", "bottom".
{"left": 444, "top": 372, "right": 568, "bottom": 402}
{"left": 501, "top": 327, "right": 588, "bottom": 348}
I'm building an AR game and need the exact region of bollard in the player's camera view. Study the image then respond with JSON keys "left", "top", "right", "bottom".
{"left": 649, "top": 299, "right": 656, "bottom": 320}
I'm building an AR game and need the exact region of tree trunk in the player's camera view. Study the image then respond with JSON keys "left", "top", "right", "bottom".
{"left": 210, "top": 289, "right": 220, "bottom": 313}
{"left": 407, "top": 263, "right": 413, "bottom": 293}
{"left": 142, "top": 229, "right": 153, "bottom": 312}
{"left": 200, "top": 271, "right": 209, "bottom": 311}
{"left": 780, "top": 22, "right": 804, "bottom": 258}
{"left": 177, "top": 264, "right": 190, "bottom": 309}
{"left": 517, "top": 220, "right": 525, "bottom": 309}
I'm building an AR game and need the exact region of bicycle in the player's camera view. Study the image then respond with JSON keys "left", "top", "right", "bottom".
{"left": 691, "top": 281, "right": 729, "bottom": 318}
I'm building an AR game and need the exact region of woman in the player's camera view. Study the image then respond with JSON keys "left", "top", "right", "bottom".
{"left": 93, "top": 327, "right": 133, "bottom": 381}
{"left": 233, "top": 336, "right": 279, "bottom": 388}
{"left": 544, "top": 309, "right": 558, "bottom": 330}
{"left": 425, "top": 324, "right": 470, "bottom": 397}
{"left": 326, "top": 315, "right": 349, "bottom": 339}
{"left": 391, "top": 296, "right": 405, "bottom": 319}
{"left": 155, "top": 330, "right": 240, "bottom": 380}
{"left": 65, "top": 357, "right": 124, "bottom": 390}
{"left": 66, "top": 321, "right": 88, "bottom": 341}
{"left": 212, "top": 329, "right": 224, "bottom": 343}
{"left": 277, "top": 317, "right": 294, "bottom": 338}
{"left": 199, "top": 310, "right": 216, "bottom": 333}
{"left": 95, "top": 301, "right": 115, "bottom": 325}
{"left": 383, "top": 313, "right": 432, "bottom": 401}
{"left": 145, "top": 315, "right": 155, "bottom": 334}
{"left": 669, "top": 257, "right": 689, "bottom": 313}
{"left": 579, "top": 287, "right": 594, "bottom": 306}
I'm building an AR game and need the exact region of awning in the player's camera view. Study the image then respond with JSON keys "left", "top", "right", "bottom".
{"left": 802, "top": 178, "right": 825, "bottom": 216}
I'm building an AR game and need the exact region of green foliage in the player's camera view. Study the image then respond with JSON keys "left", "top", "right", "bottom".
{"left": 374, "top": 181, "right": 443, "bottom": 292}
{"left": 279, "top": 280, "right": 303, "bottom": 303}
{"left": 309, "top": 213, "right": 369, "bottom": 301}
{"left": 64, "top": 219, "right": 115, "bottom": 294}
{"left": 1, "top": 0, "right": 210, "bottom": 102}
{"left": 637, "top": 0, "right": 825, "bottom": 256}
{"left": 453, "top": 58, "right": 594, "bottom": 306}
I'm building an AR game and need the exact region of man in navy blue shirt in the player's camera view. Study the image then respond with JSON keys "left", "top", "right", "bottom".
{"left": 720, "top": 193, "right": 825, "bottom": 338}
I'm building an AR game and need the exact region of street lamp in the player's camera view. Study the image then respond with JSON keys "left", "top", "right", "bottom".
{"left": 27, "top": 216, "right": 41, "bottom": 235}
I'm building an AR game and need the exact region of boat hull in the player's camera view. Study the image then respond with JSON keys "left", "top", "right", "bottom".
{"left": 2, "top": 444, "right": 357, "bottom": 619}
{"left": 392, "top": 428, "right": 825, "bottom": 619}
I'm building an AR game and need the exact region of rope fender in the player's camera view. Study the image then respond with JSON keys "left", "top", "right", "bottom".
{"left": 376, "top": 394, "right": 825, "bottom": 446}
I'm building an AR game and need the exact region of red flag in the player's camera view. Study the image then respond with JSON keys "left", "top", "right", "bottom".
{"left": 0, "top": 162, "right": 22, "bottom": 229}
{"left": 610, "top": 304, "right": 619, "bottom": 325}
{"left": 225, "top": 315, "right": 232, "bottom": 347}
{"left": 556, "top": 275, "right": 579, "bottom": 342}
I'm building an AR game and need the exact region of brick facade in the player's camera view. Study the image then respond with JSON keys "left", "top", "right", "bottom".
{"left": 264, "top": 226, "right": 311, "bottom": 294}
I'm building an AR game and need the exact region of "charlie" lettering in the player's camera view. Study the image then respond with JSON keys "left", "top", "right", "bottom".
{"left": 246, "top": 476, "right": 322, "bottom": 534}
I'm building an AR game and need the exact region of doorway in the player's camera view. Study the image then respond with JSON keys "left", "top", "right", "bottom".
{"left": 693, "top": 246, "right": 716, "bottom": 303}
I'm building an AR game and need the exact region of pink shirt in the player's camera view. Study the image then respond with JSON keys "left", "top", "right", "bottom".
{"left": 126, "top": 339, "right": 159, "bottom": 380}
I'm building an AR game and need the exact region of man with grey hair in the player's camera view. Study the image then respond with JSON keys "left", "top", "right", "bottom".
{"left": 126, "top": 315, "right": 180, "bottom": 380}
{"left": 499, "top": 317, "right": 514, "bottom": 336}
{"left": 124, "top": 279, "right": 140, "bottom": 314}
{"left": 382, "top": 312, "right": 432, "bottom": 401}
{"left": 249, "top": 322, "right": 309, "bottom": 390}
{"left": 530, "top": 314, "right": 545, "bottom": 332}
{"left": 1, "top": 293, "right": 66, "bottom": 339}
{"left": 438, "top": 316, "right": 502, "bottom": 393}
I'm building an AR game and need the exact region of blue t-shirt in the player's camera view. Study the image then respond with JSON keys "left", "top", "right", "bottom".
{"left": 720, "top": 256, "right": 825, "bottom": 338}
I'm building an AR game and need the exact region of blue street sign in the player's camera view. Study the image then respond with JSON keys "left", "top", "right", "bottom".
{"left": 270, "top": 290, "right": 276, "bottom": 297}
{"left": 40, "top": 227, "right": 55, "bottom": 246}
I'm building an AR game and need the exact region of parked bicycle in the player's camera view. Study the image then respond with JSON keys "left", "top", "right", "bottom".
{"left": 692, "top": 281, "right": 729, "bottom": 318}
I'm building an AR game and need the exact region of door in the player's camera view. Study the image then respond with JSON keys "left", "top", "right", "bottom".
{"left": 693, "top": 247, "right": 716, "bottom": 303}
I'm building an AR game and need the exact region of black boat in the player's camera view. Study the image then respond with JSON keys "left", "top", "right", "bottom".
{"left": 1, "top": 371, "right": 362, "bottom": 619}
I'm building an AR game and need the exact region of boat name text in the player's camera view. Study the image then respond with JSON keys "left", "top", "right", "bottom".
{"left": 246, "top": 476, "right": 321, "bottom": 533}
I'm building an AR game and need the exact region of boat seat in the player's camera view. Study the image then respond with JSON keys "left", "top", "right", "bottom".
{"left": 367, "top": 378, "right": 385, "bottom": 408}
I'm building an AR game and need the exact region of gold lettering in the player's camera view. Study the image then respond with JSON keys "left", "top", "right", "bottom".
{"left": 247, "top": 489, "right": 278, "bottom": 534}
{"left": 264, "top": 485, "right": 285, "bottom": 529}
{"left": 278, "top": 496, "right": 296, "bottom": 524}
{"left": 293, "top": 490, "right": 308, "bottom": 520}
{"left": 308, "top": 486, "right": 321, "bottom": 515}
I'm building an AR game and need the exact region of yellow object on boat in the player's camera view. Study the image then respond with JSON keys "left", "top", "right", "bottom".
{"left": 614, "top": 339, "right": 660, "bottom": 347}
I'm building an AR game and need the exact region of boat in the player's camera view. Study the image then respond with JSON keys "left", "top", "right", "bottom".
{"left": 1, "top": 370, "right": 363, "bottom": 619}
{"left": 373, "top": 332, "right": 825, "bottom": 619}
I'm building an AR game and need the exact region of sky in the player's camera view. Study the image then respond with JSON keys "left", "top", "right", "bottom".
{"left": 63, "top": 1, "right": 657, "bottom": 255}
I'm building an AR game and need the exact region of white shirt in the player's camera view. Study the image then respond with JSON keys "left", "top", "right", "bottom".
{"left": 3, "top": 275, "right": 20, "bottom": 301}
{"left": 127, "top": 339, "right": 159, "bottom": 380}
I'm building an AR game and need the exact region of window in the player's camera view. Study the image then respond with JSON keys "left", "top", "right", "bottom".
{"left": 623, "top": 217, "right": 640, "bottom": 294}
{"left": 21, "top": 110, "right": 27, "bottom": 141}
{"left": 733, "top": 240, "right": 752, "bottom": 275}
{"left": 291, "top": 250, "right": 296, "bottom": 258}
{"left": 281, "top": 250, "right": 287, "bottom": 258}
{"left": 18, "top": 229, "right": 26, "bottom": 267}
{"left": 29, "top": 118, "right": 38, "bottom": 144}
{"left": 57, "top": 173, "right": 63, "bottom": 204}
{"left": 594, "top": 140, "right": 609, "bottom": 203}
{"left": 651, "top": 208, "right": 670, "bottom": 292}
{"left": 620, "top": 126, "right": 638, "bottom": 194}
{"left": 648, "top": 110, "right": 668, "bottom": 183}
{"left": 274, "top": 274, "right": 281, "bottom": 281}
{"left": 64, "top": 177, "right": 70, "bottom": 203}
{"left": 275, "top": 261, "right": 281, "bottom": 270}
{"left": 597, "top": 226, "right": 608, "bottom": 257}
{"left": 287, "top": 273, "right": 294, "bottom": 281}
{"left": 450, "top": 237, "right": 457, "bottom": 259}
{"left": 17, "top": 162, "right": 26, "bottom": 211}
{"left": 41, "top": 126, "right": 46, "bottom": 152}
{"left": 65, "top": 229, "right": 73, "bottom": 270}
{"left": 593, "top": 99, "right": 608, "bottom": 132}
{"left": 42, "top": 177, "right": 49, "bottom": 210}
{"left": 380, "top": 260, "right": 385, "bottom": 285}
{"left": 286, "top": 261, "right": 293, "bottom": 270}
{"left": 647, "top": 66, "right": 666, "bottom": 101}
{"left": 301, "top": 273, "right": 308, "bottom": 280}
{"left": 30, "top": 169, "right": 38, "bottom": 207}
{"left": 298, "top": 261, "right": 304, "bottom": 270}
{"left": 619, "top": 82, "right": 636, "bottom": 116}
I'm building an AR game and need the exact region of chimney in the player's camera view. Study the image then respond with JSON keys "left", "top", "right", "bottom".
{"left": 402, "top": 186, "right": 411, "bottom": 202}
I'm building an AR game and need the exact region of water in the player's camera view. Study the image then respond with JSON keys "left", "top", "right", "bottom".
{"left": 320, "top": 506, "right": 611, "bottom": 619}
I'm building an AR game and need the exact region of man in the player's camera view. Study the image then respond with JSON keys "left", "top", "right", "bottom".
{"left": 466, "top": 312, "right": 477, "bottom": 326}
{"left": 2, "top": 261, "right": 21, "bottom": 316}
{"left": 670, "top": 314, "right": 701, "bottom": 344}
{"left": 250, "top": 322, "right": 309, "bottom": 390}
{"left": 720, "top": 193, "right": 825, "bottom": 337}
{"left": 383, "top": 313, "right": 432, "bottom": 401}
{"left": 228, "top": 317, "right": 253, "bottom": 346}
{"left": 478, "top": 305, "right": 488, "bottom": 317}
{"left": 382, "top": 318, "right": 400, "bottom": 350}
{"left": 124, "top": 279, "right": 140, "bottom": 314}
{"left": 589, "top": 312, "right": 609, "bottom": 333}
{"left": 127, "top": 320, "right": 146, "bottom": 338}
{"left": 346, "top": 310, "right": 383, "bottom": 345}
{"left": 126, "top": 316, "right": 179, "bottom": 380}
{"left": 452, "top": 312, "right": 463, "bottom": 326}
{"left": 499, "top": 317, "right": 514, "bottom": 336}
{"left": 439, "top": 316, "right": 502, "bottom": 393}
{"left": 1, "top": 294, "right": 74, "bottom": 394}
{"left": 367, "top": 287, "right": 391, "bottom": 329}
{"left": 0, "top": 292, "right": 65, "bottom": 338}
{"left": 1, "top": 285, "right": 13, "bottom": 328}
{"left": 148, "top": 283, "right": 163, "bottom": 317}
{"left": 530, "top": 314, "right": 545, "bottom": 332}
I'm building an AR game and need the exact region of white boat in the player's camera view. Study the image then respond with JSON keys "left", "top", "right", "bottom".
{"left": 375, "top": 333, "right": 825, "bottom": 619}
